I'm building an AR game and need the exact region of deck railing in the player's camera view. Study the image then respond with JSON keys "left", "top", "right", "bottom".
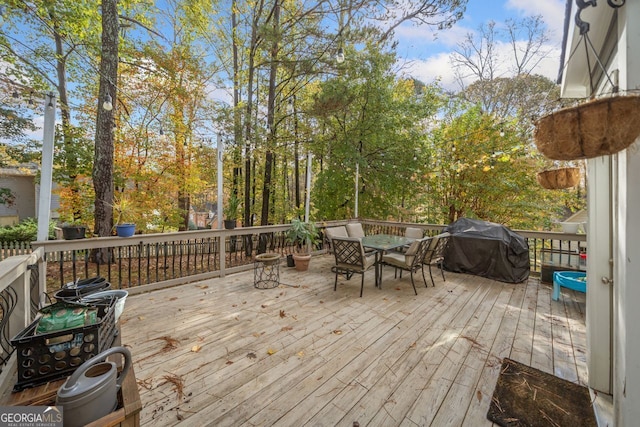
{"left": 0, "top": 247, "right": 43, "bottom": 391}
{"left": 357, "top": 219, "right": 586, "bottom": 275}
{"left": 28, "top": 219, "right": 586, "bottom": 294}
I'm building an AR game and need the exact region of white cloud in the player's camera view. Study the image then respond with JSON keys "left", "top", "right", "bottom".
{"left": 400, "top": 52, "right": 459, "bottom": 90}
{"left": 506, "top": 0, "right": 566, "bottom": 43}
{"left": 394, "top": 20, "right": 474, "bottom": 51}
{"left": 401, "top": 40, "right": 562, "bottom": 92}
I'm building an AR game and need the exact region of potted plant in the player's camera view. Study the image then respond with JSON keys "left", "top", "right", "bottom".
{"left": 223, "top": 194, "right": 241, "bottom": 230}
{"left": 285, "top": 218, "right": 319, "bottom": 271}
{"left": 112, "top": 194, "right": 137, "bottom": 237}
{"left": 61, "top": 220, "right": 87, "bottom": 240}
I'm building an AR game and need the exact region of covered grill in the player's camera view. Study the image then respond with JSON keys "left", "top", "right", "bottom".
{"left": 443, "top": 218, "right": 530, "bottom": 283}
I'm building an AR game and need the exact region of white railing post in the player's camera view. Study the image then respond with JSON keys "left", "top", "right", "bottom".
{"left": 8, "top": 265, "right": 31, "bottom": 342}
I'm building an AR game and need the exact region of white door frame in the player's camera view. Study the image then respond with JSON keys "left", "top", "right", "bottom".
{"left": 586, "top": 156, "right": 613, "bottom": 393}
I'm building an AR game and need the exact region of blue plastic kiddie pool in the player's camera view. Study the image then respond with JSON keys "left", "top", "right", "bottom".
{"left": 552, "top": 271, "right": 586, "bottom": 300}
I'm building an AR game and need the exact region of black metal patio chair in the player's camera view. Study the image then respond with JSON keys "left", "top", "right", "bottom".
{"left": 331, "top": 237, "right": 376, "bottom": 297}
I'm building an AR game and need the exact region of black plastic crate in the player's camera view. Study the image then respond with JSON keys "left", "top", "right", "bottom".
{"left": 11, "top": 298, "right": 118, "bottom": 391}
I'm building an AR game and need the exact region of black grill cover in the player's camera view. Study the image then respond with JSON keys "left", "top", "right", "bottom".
{"left": 443, "top": 218, "right": 529, "bottom": 283}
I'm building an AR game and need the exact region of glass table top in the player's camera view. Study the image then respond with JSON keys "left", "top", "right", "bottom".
{"left": 361, "top": 234, "right": 414, "bottom": 251}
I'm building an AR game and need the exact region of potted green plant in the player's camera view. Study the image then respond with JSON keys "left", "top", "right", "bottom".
{"left": 223, "top": 194, "right": 241, "bottom": 230}
{"left": 285, "top": 218, "right": 319, "bottom": 271}
{"left": 112, "top": 194, "right": 136, "bottom": 237}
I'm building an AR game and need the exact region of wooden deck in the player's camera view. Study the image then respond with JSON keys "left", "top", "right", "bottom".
{"left": 120, "top": 254, "right": 587, "bottom": 426}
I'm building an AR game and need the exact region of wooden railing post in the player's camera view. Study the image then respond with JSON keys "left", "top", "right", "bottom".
{"left": 219, "top": 231, "right": 226, "bottom": 278}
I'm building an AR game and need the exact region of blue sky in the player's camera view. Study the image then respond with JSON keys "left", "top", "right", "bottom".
{"left": 394, "top": 0, "right": 566, "bottom": 90}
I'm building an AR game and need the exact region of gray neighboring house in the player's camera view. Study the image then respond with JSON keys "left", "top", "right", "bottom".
{"left": 0, "top": 165, "right": 60, "bottom": 226}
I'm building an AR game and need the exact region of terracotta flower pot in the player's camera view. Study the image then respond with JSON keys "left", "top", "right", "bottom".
{"left": 292, "top": 253, "right": 311, "bottom": 271}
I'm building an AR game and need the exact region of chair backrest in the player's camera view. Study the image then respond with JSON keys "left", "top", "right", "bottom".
{"left": 325, "top": 226, "right": 349, "bottom": 253}
{"left": 425, "top": 233, "right": 450, "bottom": 265}
{"left": 326, "top": 226, "right": 348, "bottom": 240}
{"left": 406, "top": 237, "right": 433, "bottom": 268}
{"left": 405, "top": 227, "right": 423, "bottom": 239}
{"left": 332, "top": 237, "right": 367, "bottom": 270}
{"left": 346, "top": 223, "right": 366, "bottom": 238}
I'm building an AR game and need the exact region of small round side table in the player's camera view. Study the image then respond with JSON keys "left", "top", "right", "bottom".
{"left": 254, "top": 253, "right": 281, "bottom": 289}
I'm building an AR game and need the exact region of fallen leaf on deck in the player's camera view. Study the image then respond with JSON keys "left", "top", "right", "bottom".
{"left": 261, "top": 304, "right": 267, "bottom": 308}
{"left": 226, "top": 360, "right": 234, "bottom": 365}
{"left": 281, "top": 326, "right": 293, "bottom": 332}
{"left": 477, "top": 390, "right": 482, "bottom": 402}
{"left": 267, "top": 348, "right": 277, "bottom": 355}
{"left": 409, "top": 342, "right": 417, "bottom": 349}
{"left": 198, "top": 285, "right": 209, "bottom": 289}
{"left": 297, "top": 351, "right": 305, "bottom": 358}
{"left": 332, "top": 330, "right": 342, "bottom": 335}
{"left": 279, "top": 310, "right": 286, "bottom": 318}
{"left": 138, "top": 316, "right": 145, "bottom": 320}
{"left": 246, "top": 352, "right": 257, "bottom": 359}
{"left": 169, "top": 297, "right": 178, "bottom": 301}
{"left": 156, "top": 336, "right": 180, "bottom": 351}
{"left": 191, "top": 345, "right": 201, "bottom": 352}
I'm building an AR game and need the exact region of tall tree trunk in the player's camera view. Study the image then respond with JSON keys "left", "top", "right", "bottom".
{"left": 51, "top": 18, "right": 81, "bottom": 219}
{"left": 231, "top": 0, "right": 243, "bottom": 215}
{"left": 92, "top": 0, "right": 118, "bottom": 262}
{"left": 177, "top": 139, "right": 190, "bottom": 230}
{"left": 260, "top": 0, "right": 279, "bottom": 228}
{"left": 293, "top": 102, "right": 300, "bottom": 210}
{"left": 243, "top": 2, "right": 262, "bottom": 229}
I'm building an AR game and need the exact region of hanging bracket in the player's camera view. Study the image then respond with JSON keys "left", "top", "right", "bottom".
{"left": 575, "top": 0, "right": 597, "bottom": 35}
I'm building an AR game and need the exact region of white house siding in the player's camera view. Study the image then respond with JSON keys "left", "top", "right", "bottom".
{"left": 561, "top": 1, "right": 640, "bottom": 425}
{"left": 613, "top": 3, "right": 640, "bottom": 425}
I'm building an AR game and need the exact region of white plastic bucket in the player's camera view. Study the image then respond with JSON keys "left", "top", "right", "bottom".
{"left": 82, "top": 290, "right": 128, "bottom": 322}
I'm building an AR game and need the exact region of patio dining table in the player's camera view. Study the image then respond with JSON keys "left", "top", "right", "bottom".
{"left": 361, "top": 234, "right": 415, "bottom": 287}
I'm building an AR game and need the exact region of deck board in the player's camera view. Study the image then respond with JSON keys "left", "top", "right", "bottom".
{"left": 119, "top": 254, "right": 587, "bottom": 427}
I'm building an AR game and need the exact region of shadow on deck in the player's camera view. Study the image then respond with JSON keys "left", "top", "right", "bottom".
{"left": 120, "top": 254, "right": 587, "bottom": 426}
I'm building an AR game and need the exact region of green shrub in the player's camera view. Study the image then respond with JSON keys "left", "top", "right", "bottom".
{"left": 0, "top": 218, "right": 56, "bottom": 243}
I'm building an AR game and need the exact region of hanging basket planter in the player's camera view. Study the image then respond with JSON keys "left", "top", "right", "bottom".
{"left": 534, "top": 94, "right": 640, "bottom": 160}
{"left": 536, "top": 167, "right": 581, "bottom": 189}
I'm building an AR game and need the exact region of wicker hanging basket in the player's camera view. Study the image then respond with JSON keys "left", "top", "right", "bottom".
{"left": 534, "top": 94, "right": 640, "bottom": 160}
{"left": 536, "top": 167, "right": 580, "bottom": 189}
